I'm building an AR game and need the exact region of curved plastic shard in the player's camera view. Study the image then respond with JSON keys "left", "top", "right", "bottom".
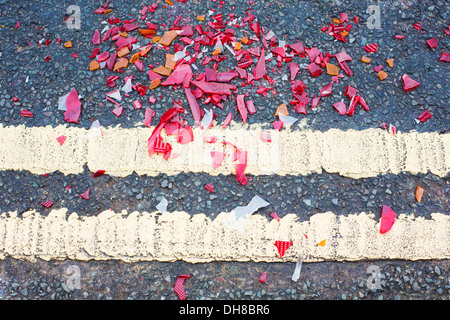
{"left": 380, "top": 205, "right": 396, "bottom": 234}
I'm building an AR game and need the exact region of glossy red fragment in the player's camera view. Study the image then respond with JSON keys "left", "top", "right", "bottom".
{"left": 211, "top": 151, "right": 226, "bottom": 169}
{"left": 253, "top": 48, "right": 266, "bottom": 80}
{"left": 78, "top": 189, "right": 90, "bottom": 200}
{"left": 259, "top": 272, "right": 268, "bottom": 284}
{"left": 417, "top": 110, "right": 432, "bottom": 122}
{"left": 363, "top": 43, "right": 378, "bottom": 52}
{"left": 174, "top": 274, "right": 190, "bottom": 300}
{"left": 143, "top": 107, "right": 155, "bottom": 127}
{"left": 91, "top": 29, "right": 101, "bottom": 45}
{"left": 307, "top": 63, "right": 322, "bottom": 77}
{"left": 221, "top": 112, "right": 233, "bottom": 129}
{"left": 402, "top": 74, "right": 419, "bottom": 91}
{"left": 426, "top": 37, "right": 438, "bottom": 49}
{"left": 204, "top": 183, "right": 214, "bottom": 193}
{"left": 20, "top": 110, "right": 33, "bottom": 117}
{"left": 235, "top": 94, "right": 248, "bottom": 124}
{"left": 333, "top": 101, "right": 347, "bottom": 115}
{"left": 274, "top": 240, "right": 293, "bottom": 258}
{"left": 92, "top": 170, "right": 105, "bottom": 178}
{"left": 320, "top": 82, "right": 333, "bottom": 97}
{"left": 439, "top": 52, "right": 450, "bottom": 62}
{"left": 289, "top": 62, "right": 300, "bottom": 82}
{"left": 56, "top": 135, "right": 67, "bottom": 145}
{"left": 380, "top": 205, "right": 396, "bottom": 234}
{"left": 184, "top": 88, "right": 201, "bottom": 125}
{"left": 90, "top": 48, "right": 100, "bottom": 58}
{"left": 41, "top": 201, "right": 53, "bottom": 208}
{"left": 191, "top": 80, "right": 236, "bottom": 95}
{"left": 161, "top": 64, "right": 192, "bottom": 86}
{"left": 64, "top": 89, "right": 81, "bottom": 123}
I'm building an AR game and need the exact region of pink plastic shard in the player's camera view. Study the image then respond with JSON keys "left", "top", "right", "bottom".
{"left": 203, "top": 136, "right": 217, "bottom": 143}
{"left": 402, "top": 74, "right": 419, "bottom": 91}
{"left": 311, "top": 97, "right": 320, "bottom": 109}
{"left": 191, "top": 80, "right": 236, "bottom": 95}
{"left": 216, "top": 71, "right": 239, "bottom": 82}
{"left": 380, "top": 205, "right": 396, "bottom": 234}
{"left": 20, "top": 110, "right": 33, "bottom": 117}
{"left": 253, "top": 48, "right": 266, "bottom": 80}
{"left": 143, "top": 107, "right": 155, "bottom": 127}
{"left": 259, "top": 272, "right": 268, "bottom": 284}
{"left": 223, "top": 142, "right": 248, "bottom": 185}
{"left": 236, "top": 94, "right": 248, "bottom": 124}
{"left": 184, "top": 88, "right": 201, "bottom": 125}
{"left": 112, "top": 106, "right": 123, "bottom": 117}
{"left": 333, "top": 101, "right": 347, "bottom": 115}
{"left": 56, "top": 135, "right": 67, "bottom": 146}
{"left": 211, "top": 151, "right": 226, "bottom": 169}
{"left": 272, "top": 120, "right": 283, "bottom": 131}
{"left": 439, "top": 52, "right": 450, "bottom": 62}
{"left": 106, "top": 53, "right": 117, "bottom": 71}
{"left": 177, "top": 126, "right": 194, "bottom": 144}
{"left": 161, "top": 64, "right": 192, "bottom": 86}
{"left": 92, "top": 29, "right": 101, "bottom": 45}
{"left": 288, "top": 42, "right": 304, "bottom": 54}
{"left": 221, "top": 112, "right": 233, "bottom": 128}
{"left": 363, "top": 43, "right": 378, "bottom": 52}
{"left": 122, "top": 23, "right": 139, "bottom": 32}
{"left": 320, "top": 82, "right": 333, "bottom": 97}
{"left": 270, "top": 212, "right": 280, "bottom": 221}
{"left": 289, "top": 62, "right": 300, "bottom": 82}
{"left": 64, "top": 89, "right": 81, "bottom": 123}
{"left": 78, "top": 189, "right": 90, "bottom": 200}
{"left": 246, "top": 100, "right": 256, "bottom": 114}
{"left": 260, "top": 130, "right": 271, "bottom": 142}
{"left": 115, "top": 36, "right": 137, "bottom": 49}
{"left": 426, "top": 37, "right": 438, "bottom": 49}
{"left": 307, "top": 63, "right": 322, "bottom": 77}
{"left": 174, "top": 274, "right": 190, "bottom": 300}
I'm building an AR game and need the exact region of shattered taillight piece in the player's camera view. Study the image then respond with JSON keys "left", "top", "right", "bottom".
{"left": 319, "top": 82, "right": 333, "bottom": 97}
{"left": 204, "top": 183, "right": 214, "bottom": 193}
{"left": 380, "top": 205, "right": 396, "bottom": 234}
{"left": 307, "top": 63, "right": 322, "bottom": 77}
{"left": 237, "top": 53, "right": 253, "bottom": 68}
{"left": 143, "top": 107, "right": 155, "bottom": 127}
{"left": 236, "top": 94, "right": 248, "bottom": 124}
{"left": 363, "top": 43, "right": 378, "bottom": 52}
{"left": 333, "top": 101, "right": 347, "bottom": 115}
{"left": 78, "top": 189, "right": 90, "bottom": 200}
{"left": 344, "top": 85, "right": 357, "bottom": 99}
{"left": 41, "top": 201, "right": 53, "bottom": 208}
{"left": 426, "top": 37, "right": 438, "bottom": 49}
{"left": 402, "top": 74, "right": 419, "bottom": 91}
{"left": 174, "top": 274, "right": 190, "bottom": 300}
{"left": 338, "top": 61, "right": 353, "bottom": 76}
{"left": 413, "top": 22, "right": 422, "bottom": 30}
{"left": 274, "top": 240, "right": 293, "bottom": 258}
{"left": 417, "top": 110, "right": 432, "bottom": 122}
{"left": 211, "top": 151, "right": 226, "bottom": 169}
{"left": 92, "top": 29, "right": 101, "bottom": 45}
{"left": 259, "top": 272, "right": 268, "bottom": 284}
{"left": 20, "top": 110, "right": 33, "bottom": 117}
{"left": 439, "top": 52, "right": 450, "bottom": 62}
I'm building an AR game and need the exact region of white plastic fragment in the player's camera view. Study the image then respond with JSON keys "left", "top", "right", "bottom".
{"left": 106, "top": 89, "right": 122, "bottom": 102}
{"left": 222, "top": 195, "right": 270, "bottom": 237}
{"left": 86, "top": 120, "right": 103, "bottom": 139}
{"left": 121, "top": 76, "right": 133, "bottom": 93}
{"left": 58, "top": 92, "right": 70, "bottom": 111}
{"left": 156, "top": 197, "right": 168, "bottom": 213}
{"left": 279, "top": 113, "right": 298, "bottom": 127}
{"left": 291, "top": 254, "right": 304, "bottom": 282}
{"left": 200, "top": 108, "right": 214, "bottom": 132}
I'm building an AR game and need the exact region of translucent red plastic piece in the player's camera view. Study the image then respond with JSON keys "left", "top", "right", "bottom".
{"left": 78, "top": 189, "right": 90, "bottom": 200}
{"left": 253, "top": 48, "right": 266, "bottom": 80}
{"left": 363, "top": 43, "right": 378, "bottom": 52}
{"left": 274, "top": 240, "right": 293, "bottom": 258}
{"left": 235, "top": 94, "right": 248, "bottom": 124}
{"left": 307, "top": 63, "right": 322, "bottom": 77}
{"left": 289, "top": 62, "right": 300, "bottom": 82}
{"left": 426, "top": 37, "right": 438, "bottom": 49}
{"left": 143, "top": 107, "right": 155, "bottom": 127}
{"left": 174, "top": 274, "right": 190, "bottom": 300}
{"left": 92, "top": 170, "right": 105, "bottom": 178}
{"left": 204, "top": 183, "right": 214, "bottom": 193}
{"left": 64, "top": 89, "right": 81, "bottom": 123}
{"left": 211, "top": 151, "right": 226, "bottom": 169}
{"left": 41, "top": 200, "right": 53, "bottom": 208}
{"left": 259, "top": 272, "right": 268, "bottom": 284}
{"left": 380, "top": 205, "right": 396, "bottom": 234}
{"left": 333, "top": 101, "right": 347, "bottom": 115}
{"left": 20, "top": 110, "right": 33, "bottom": 117}
{"left": 56, "top": 135, "right": 67, "bottom": 145}
{"left": 402, "top": 74, "right": 419, "bottom": 91}
{"left": 417, "top": 110, "right": 432, "bottom": 122}
{"left": 91, "top": 29, "right": 101, "bottom": 45}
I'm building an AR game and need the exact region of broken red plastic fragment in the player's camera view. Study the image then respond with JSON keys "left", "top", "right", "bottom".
{"left": 402, "top": 74, "right": 419, "bottom": 91}
{"left": 439, "top": 52, "right": 450, "bottom": 62}
{"left": 260, "top": 130, "right": 271, "bottom": 142}
{"left": 320, "top": 82, "right": 333, "bottom": 97}
{"left": 20, "top": 110, "right": 33, "bottom": 117}
{"left": 235, "top": 94, "right": 248, "bottom": 124}
{"left": 56, "top": 135, "right": 67, "bottom": 146}
{"left": 204, "top": 183, "right": 214, "bottom": 193}
{"left": 203, "top": 136, "right": 217, "bottom": 143}
{"left": 289, "top": 62, "right": 300, "bottom": 82}
{"left": 344, "top": 85, "right": 357, "bottom": 99}
{"left": 259, "top": 272, "right": 268, "bottom": 284}
{"left": 161, "top": 64, "right": 192, "bottom": 86}
{"left": 191, "top": 80, "right": 236, "bottom": 95}
{"left": 15, "top": 20, "right": 20, "bottom": 29}
{"left": 41, "top": 200, "right": 53, "bottom": 208}
{"left": 112, "top": 106, "right": 123, "bottom": 117}
{"left": 307, "top": 63, "right": 322, "bottom": 77}
{"left": 379, "top": 205, "right": 396, "bottom": 234}
{"left": 394, "top": 34, "right": 405, "bottom": 40}
{"left": 174, "top": 274, "right": 190, "bottom": 300}
{"left": 64, "top": 89, "right": 81, "bottom": 123}
{"left": 270, "top": 212, "right": 280, "bottom": 221}
{"left": 184, "top": 88, "right": 201, "bottom": 125}
{"left": 274, "top": 240, "right": 293, "bottom": 258}
{"left": 363, "top": 43, "right": 378, "bottom": 52}
{"left": 333, "top": 101, "right": 347, "bottom": 115}
{"left": 78, "top": 189, "right": 90, "bottom": 200}
{"left": 177, "top": 126, "right": 194, "bottom": 144}
{"left": 253, "top": 48, "right": 266, "bottom": 80}
{"left": 413, "top": 22, "right": 422, "bottom": 30}
{"left": 246, "top": 100, "right": 256, "bottom": 114}
{"left": 288, "top": 42, "right": 305, "bottom": 54}
{"left": 221, "top": 112, "right": 233, "bottom": 129}
{"left": 211, "top": 151, "right": 226, "bottom": 169}
{"left": 417, "top": 110, "right": 432, "bottom": 122}
{"left": 91, "top": 29, "right": 101, "bottom": 45}
{"left": 272, "top": 120, "right": 283, "bottom": 131}
{"left": 92, "top": 170, "right": 105, "bottom": 178}
{"left": 426, "top": 37, "right": 438, "bottom": 49}
{"left": 143, "top": 107, "right": 155, "bottom": 127}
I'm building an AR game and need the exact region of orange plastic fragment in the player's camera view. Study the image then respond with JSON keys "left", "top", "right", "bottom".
{"left": 378, "top": 70, "right": 388, "bottom": 80}
{"left": 166, "top": 0, "right": 174, "bottom": 5}
{"left": 234, "top": 42, "right": 241, "bottom": 50}
{"left": 149, "top": 78, "right": 161, "bottom": 90}
{"left": 64, "top": 40, "right": 72, "bottom": 48}
{"left": 241, "top": 36, "right": 249, "bottom": 44}
{"left": 415, "top": 185, "right": 424, "bottom": 203}
{"left": 361, "top": 56, "right": 371, "bottom": 63}
{"left": 129, "top": 52, "right": 140, "bottom": 64}
{"left": 152, "top": 36, "right": 161, "bottom": 43}
{"left": 120, "top": 32, "right": 128, "bottom": 37}
{"left": 165, "top": 53, "right": 176, "bottom": 70}
{"left": 325, "top": 63, "right": 339, "bottom": 76}
{"left": 159, "top": 30, "right": 178, "bottom": 46}
{"left": 317, "top": 239, "right": 326, "bottom": 247}
{"left": 117, "top": 46, "right": 130, "bottom": 57}
{"left": 153, "top": 65, "right": 172, "bottom": 76}
{"left": 275, "top": 103, "right": 289, "bottom": 116}
{"left": 212, "top": 47, "right": 222, "bottom": 55}
{"left": 140, "top": 46, "right": 152, "bottom": 57}
{"left": 113, "top": 58, "right": 128, "bottom": 71}
{"left": 333, "top": 18, "right": 341, "bottom": 24}
{"left": 89, "top": 60, "right": 100, "bottom": 71}
{"left": 197, "top": 15, "right": 205, "bottom": 21}
{"left": 103, "top": 8, "right": 112, "bottom": 14}
{"left": 386, "top": 58, "right": 394, "bottom": 68}
{"left": 340, "top": 30, "right": 348, "bottom": 37}
{"left": 139, "top": 29, "right": 156, "bottom": 36}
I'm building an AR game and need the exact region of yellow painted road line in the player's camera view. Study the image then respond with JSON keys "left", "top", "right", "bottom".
{"left": 0, "top": 124, "right": 448, "bottom": 179}
{"left": 0, "top": 209, "right": 448, "bottom": 263}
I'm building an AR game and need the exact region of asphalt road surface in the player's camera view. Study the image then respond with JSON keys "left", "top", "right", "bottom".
{"left": 0, "top": 0, "right": 448, "bottom": 307}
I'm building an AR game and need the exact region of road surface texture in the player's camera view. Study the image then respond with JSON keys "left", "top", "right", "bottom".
{"left": 0, "top": 0, "right": 448, "bottom": 305}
